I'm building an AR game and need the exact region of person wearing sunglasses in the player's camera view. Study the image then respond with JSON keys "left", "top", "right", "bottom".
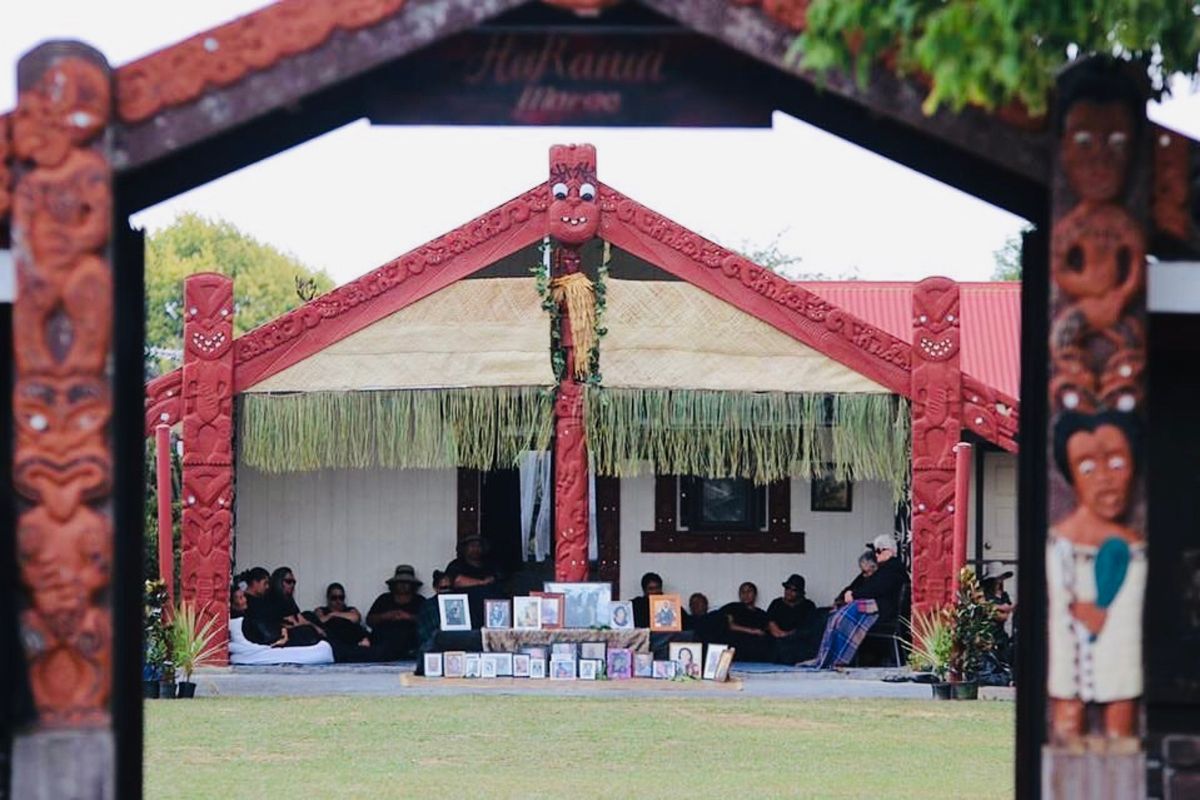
{"left": 266, "top": 566, "right": 325, "bottom": 647}
{"left": 312, "top": 582, "right": 371, "bottom": 650}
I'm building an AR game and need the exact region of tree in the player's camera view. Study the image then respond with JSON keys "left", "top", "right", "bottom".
{"left": 797, "top": 2, "right": 1200, "bottom": 115}
{"left": 991, "top": 231, "right": 1024, "bottom": 281}
{"left": 737, "top": 231, "right": 859, "bottom": 281}
{"left": 144, "top": 212, "right": 335, "bottom": 376}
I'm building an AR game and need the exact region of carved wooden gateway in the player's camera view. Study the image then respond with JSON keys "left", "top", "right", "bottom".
{"left": 2, "top": 2, "right": 1199, "bottom": 799}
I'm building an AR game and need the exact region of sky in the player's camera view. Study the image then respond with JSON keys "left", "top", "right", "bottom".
{"left": 3, "top": 2, "right": 1198, "bottom": 287}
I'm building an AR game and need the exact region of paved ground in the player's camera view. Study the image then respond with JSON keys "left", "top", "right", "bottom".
{"left": 189, "top": 662, "right": 1015, "bottom": 701}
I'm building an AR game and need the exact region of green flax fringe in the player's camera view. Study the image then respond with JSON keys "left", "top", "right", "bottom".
{"left": 239, "top": 387, "right": 554, "bottom": 473}
{"left": 584, "top": 388, "right": 910, "bottom": 499}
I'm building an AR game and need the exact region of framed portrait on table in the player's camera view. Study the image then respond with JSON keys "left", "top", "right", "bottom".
{"left": 714, "top": 648, "right": 736, "bottom": 682}
{"left": 438, "top": 594, "right": 472, "bottom": 631}
{"left": 513, "top": 596, "right": 542, "bottom": 631}
{"left": 669, "top": 642, "right": 702, "bottom": 678}
{"left": 652, "top": 660, "right": 677, "bottom": 680}
{"left": 580, "top": 642, "right": 606, "bottom": 661}
{"left": 443, "top": 651, "right": 466, "bottom": 679}
{"left": 481, "top": 654, "right": 499, "bottom": 679}
{"left": 811, "top": 467, "right": 853, "bottom": 512}
{"left": 543, "top": 582, "right": 612, "bottom": 629}
{"left": 424, "top": 652, "right": 443, "bottom": 678}
{"left": 496, "top": 652, "right": 514, "bottom": 677}
{"left": 578, "top": 659, "right": 599, "bottom": 680}
{"left": 607, "top": 648, "right": 633, "bottom": 680}
{"left": 551, "top": 642, "right": 577, "bottom": 658}
{"left": 485, "top": 599, "right": 511, "bottom": 629}
{"left": 535, "top": 593, "right": 565, "bottom": 630}
{"left": 529, "top": 658, "right": 546, "bottom": 679}
{"left": 607, "top": 600, "right": 634, "bottom": 630}
{"left": 703, "top": 644, "right": 729, "bottom": 680}
{"left": 464, "top": 652, "right": 481, "bottom": 678}
{"left": 513, "top": 653, "right": 531, "bottom": 678}
{"left": 633, "top": 652, "right": 654, "bottom": 678}
{"left": 649, "top": 594, "right": 682, "bottom": 632}
{"left": 550, "top": 656, "right": 576, "bottom": 680}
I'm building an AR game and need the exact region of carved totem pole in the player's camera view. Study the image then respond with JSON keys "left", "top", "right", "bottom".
{"left": 548, "top": 144, "right": 599, "bottom": 581}
{"left": 180, "top": 273, "right": 235, "bottom": 659}
{"left": 1044, "top": 58, "right": 1149, "bottom": 793}
{"left": 910, "top": 277, "right": 962, "bottom": 616}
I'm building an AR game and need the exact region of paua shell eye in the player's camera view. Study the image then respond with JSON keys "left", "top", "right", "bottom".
{"left": 580, "top": 183, "right": 596, "bottom": 202}
{"left": 552, "top": 182, "right": 569, "bottom": 200}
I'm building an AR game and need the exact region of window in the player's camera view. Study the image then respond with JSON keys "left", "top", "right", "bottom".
{"left": 642, "top": 475, "right": 803, "bottom": 554}
{"left": 679, "top": 477, "right": 765, "bottom": 531}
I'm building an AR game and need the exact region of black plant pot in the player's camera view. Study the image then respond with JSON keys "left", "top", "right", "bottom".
{"left": 952, "top": 681, "right": 979, "bottom": 700}
{"left": 159, "top": 681, "right": 177, "bottom": 699}
{"left": 177, "top": 681, "right": 197, "bottom": 699}
{"left": 142, "top": 680, "right": 160, "bottom": 700}
{"left": 931, "top": 682, "right": 953, "bottom": 700}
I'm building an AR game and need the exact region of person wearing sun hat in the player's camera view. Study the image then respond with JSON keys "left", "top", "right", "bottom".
{"left": 366, "top": 565, "right": 426, "bottom": 660}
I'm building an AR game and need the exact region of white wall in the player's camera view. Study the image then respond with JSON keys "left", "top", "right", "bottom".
{"left": 617, "top": 472, "right": 897, "bottom": 608}
{"left": 234, "top": 465, "right": 458, "bottom": 612}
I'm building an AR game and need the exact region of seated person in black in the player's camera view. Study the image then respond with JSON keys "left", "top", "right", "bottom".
{"left": 719, "top": 582, "right": 773, "bottom": 662}
{"left": 367, "top": 565, "right": 425, "bottom": 659}
{"left": 230, "top": 583, "right": 285, "bottom": 647}
{"left": 982, "top": 568, "right": 1015, "bottom": 669}
{"left": 835, "top": 551, "right": 877, "bottom": 607}
{"left": 842, "top": 535, "right": 907, "bottom": 625}
{"left": 445, "top": 535, "right": 504, "bottom": 626}
{"left": 310, "top": 582, "right": 370, "bottom": 648}
{"left": 266, "top": 567, "right": 325, "bottom": 647}
{"left": 630, "top": 572, "right": 663, "bottom": 629}
{"left": 240, "top": 567, "right": 301, "bottom": 647}
{"left": 767, "top": 574, "right": 819, "bottom": 663}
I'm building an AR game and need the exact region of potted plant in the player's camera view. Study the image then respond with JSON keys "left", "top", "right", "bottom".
{"left": 950, "top": 567, "right": 999, "bottom": 700}
{"left": 907, "top": 606, "right": 954, "bottom": 699}
{"left": 143, "top": 580, "right": 169, "bottom": 699}
{"left": 170, "top": 601, "right": 223, "bottom": 698}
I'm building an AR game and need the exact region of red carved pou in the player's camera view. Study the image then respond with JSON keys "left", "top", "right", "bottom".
{"left": 549, "top": 143, "right": 599, "bottom": 247}
{"left": 180, "top": 273, "right": 235, "bottom": 658}
{"left": 910, "top": 277, "right": 962, "bottom": 615}
{"left": 11, "top": 50, "right": 114, "bottom": 727}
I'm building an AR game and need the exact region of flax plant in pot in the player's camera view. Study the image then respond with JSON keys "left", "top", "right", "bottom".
{"left": 170, "top": 601, "right": 223, "bottom": 698}
{"left": 907, "top": 606, "right": 955, "bottom": 700}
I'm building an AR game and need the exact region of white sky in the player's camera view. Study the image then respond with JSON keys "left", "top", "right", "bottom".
{"left": 3, "top": 2, "right": 1198, "bottom": 285}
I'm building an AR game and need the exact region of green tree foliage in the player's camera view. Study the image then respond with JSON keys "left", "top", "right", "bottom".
{"left": 797, "top": 1, "right": 1200, "bottom": 115}
{"left": 991, "top": 231, "right": 1025, "bottom": 281}
{"left": 738, "top": 232, "right": 859, "bottom": 280}
{"left": 144, "top": 212, "right": 335, "bottom": 376}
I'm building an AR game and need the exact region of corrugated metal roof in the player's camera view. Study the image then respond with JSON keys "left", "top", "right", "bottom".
{"left": 796, "top": 281, "right": 1021, "bottom": 398}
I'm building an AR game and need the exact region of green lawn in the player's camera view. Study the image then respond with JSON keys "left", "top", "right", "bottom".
{"left": 146, "top": 696, "right": 1012, "bottom": 799}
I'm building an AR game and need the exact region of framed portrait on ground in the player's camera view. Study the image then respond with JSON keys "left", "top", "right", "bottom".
{"left": 443, "top": 651, "right": 466, "bottom": 679}
{"left": 669, "top": 643, "right": 702, "bottom": 678}
{"left": 464, "top": 652, "right": 481, "bottom": 679}
{"left": 485, "top": 599, "right": 511, "bottom": 629}
{"left": 652, "top": 660, "right": 677, "bottom": 680}
{"left": 578, "top": 659, "right": 599, "bottom": 680}
{"left": 649, "top": 594, "right": 682, "bottom": 632}
{"left": 544, "top": 582, "right": 612, "bottom": 628}
{"left": 607, "top": 648, "right": 633, "bottom": 680}
{"left": 513, "top": 596, "right": 542, "bottom": 630}
{"left": 703, "top": 644, "right": 729, "bottom": 680}
{"left": 550, "top": 656, "right": 576, "bottom": 680}
{"left": 633, "top": 652, "right": 654, "bottom": 678}
{"left": 607, "top": 600, "right": 634, "bottom": 630}
{"left": 481, "top": 654, "right": 499, "bottom": 679}
{"left": 513, "top": 653, "right": 531, "bottom": 678}
{"left": 551, "top": 642, "right": 577, "bottom": 658}
{"left": 536, "top": 593, "right": 565, "bottom": 630}
{"left": 496, "top": 652, "right": 514, "bottom": 677}
{"left": 424, "top": 652, "right": 443, "bottom": 678}
{"left": 714, "top": 648, "right": 736, "bottom": 682}
{"left": 580, "top": 642, "right": 606, "bottom": 661}
{"left": 438, "top": 594, "right": 472, "bottom": 631}
{"left": 529, "top": 658, "right": 546, "bottom": 679}
{"left": 811, "top": 467, "right": 853, "bottom": 512}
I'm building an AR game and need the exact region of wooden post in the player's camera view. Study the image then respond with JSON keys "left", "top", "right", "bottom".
{"left": 951, "top": 442, "right": 972, "bottom": 593}
{"left": 180, "top": 273, "right": 235, "bottom": 662}
{"left": 9, "top": 42, "right": 118, "bottom": 797}
{"left": 155, "top": 424, "right": 174, "bottom": 611}
{"left": 1042, "top": 57, "right": 1150, "bottom": 797}
{"left": 910, "top": 277, "right": 963, "bottom": 616}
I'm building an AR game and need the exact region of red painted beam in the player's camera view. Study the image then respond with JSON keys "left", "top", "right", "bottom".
{"left": 155, "top": 425, "right": 175, "bottom": 613}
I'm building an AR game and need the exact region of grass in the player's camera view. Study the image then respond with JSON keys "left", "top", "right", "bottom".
{"left": 146, "top": 696, "right": 1012, "bottom": 799}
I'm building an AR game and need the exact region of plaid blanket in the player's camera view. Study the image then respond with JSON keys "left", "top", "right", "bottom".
{"left": 799, "top": 599, "right": 879, "bottom": 669}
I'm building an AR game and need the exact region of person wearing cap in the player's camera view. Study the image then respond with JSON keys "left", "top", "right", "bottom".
{"left": 982, "top": 568, "right": 1014, "bottom": 623}
{"left": 841, "top": 534, "right": 908, "bottom": 624}
{"left": 766, "top": 575, "right": 819, "bottom": 663}
{"left": 366, "top": 565, "right": 426, "bottom": 660}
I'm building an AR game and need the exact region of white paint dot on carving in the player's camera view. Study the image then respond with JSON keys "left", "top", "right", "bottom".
{"left": 1064, "top": 392, "right": 1079, "bottom": 409}
{"left": 1119, "top": 364, "right": 1132, "bottom": 377}
{"left": 160, "top": 412, "right": 170, "bottom": 421}
{"left": 947, "top": 314, "right": 955, "bottom": 322}
{"left": 69, "top": 111, "right": 95, "bottom": 128}
{"left": 204, "top": 37, "right": 220, "bottom": 52}
{"left": 975, "top": 417, "right": 984, "bottom": 425}
{"left": 29, "top": 414, "right": 48, "bottom": 431}
{"left": 1118, "top": 395, "right": 1136, "bottom": 411}
{"left": 917, "top": 503, "right": 926, "bottom": 511}
{"left": 1160, "top": 134, "right": 1172, "bottom": 147}
{"left": 919, "top": 315, "right": 927, "bottom": 323}
{"left": 948, "top": 505, "right": 955, "bottom": 513}
{"left": 187, "top": 495, "right": 196, "bottom": 504}
{"left": 190, "top": 307, "right": 198, "bottom": 315}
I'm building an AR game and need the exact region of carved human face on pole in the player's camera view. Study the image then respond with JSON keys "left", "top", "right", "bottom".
{"left": 183, "top": 273, "right": 234, "bottom": 361}
{"left": 548, "top": 143, "right": 599, "bottom": 245}
{"left": 1066, "top": 424, "right": 1133, "bottom": 522}
{"left": 1061, "top": 100, "right": 1134, "bottom": 204}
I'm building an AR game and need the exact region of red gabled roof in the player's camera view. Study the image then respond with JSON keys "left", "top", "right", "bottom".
{"left": 797, "top": 281, "right": 1021, "bottom": 398}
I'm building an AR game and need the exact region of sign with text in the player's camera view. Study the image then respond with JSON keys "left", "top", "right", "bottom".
{"left": 368, "top": 31, "right": 774, "bottom": 128}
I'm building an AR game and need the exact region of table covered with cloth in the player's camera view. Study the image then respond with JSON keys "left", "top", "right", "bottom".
{"left": 482, "top": 628, "right": 650, "bottom": 653}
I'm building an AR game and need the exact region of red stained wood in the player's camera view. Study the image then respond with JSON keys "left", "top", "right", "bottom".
{"left": 594, "top": 475, "right": 620, "bottom": 584}
{"left": 640, "top": 530, "right": 805, "bottom": 554}
{"left": 456, "top": 468, "right": 480, "bottom": 541}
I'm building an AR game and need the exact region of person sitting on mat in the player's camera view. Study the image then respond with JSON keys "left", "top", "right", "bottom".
{"left": 367, "top": 565, "right": 426, "bottom": 660}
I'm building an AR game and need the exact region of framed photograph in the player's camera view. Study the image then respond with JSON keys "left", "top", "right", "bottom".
{"left": 513, "top": 653, "right": 531, "bottom": 678}
{"left": 438, "top": 593, "right": 472, "bottom": 631}
{"left": 529, "top": 658, "right": 547, "bottom": 679}
{"left": 513, "top": 596, "right": 542, "bottom": 630}
{"left": 485, "top": 599, "right": 511, "bottom": 629}
{"left": 649, "top": 594, "right": 682, "bottom": 632}
{"left": 443, "top": 651, "right": 466, "bottom": 678}
{"left": 633, "top": 652, "right": 654, "bottom": 678}
{"left": 714, "top": 648, "right": 736, "bottom": 682}
{"left": 464, "top": 652, "right": 481, "bottom": 679}
{"left": 551, "top": 642, "right": 577, "bottom": 658}
{"left": 543, "top": 582, "right": 612, "bottom": 629}
{"left": 496, "top": 652, "right": 514, "bottom": 677}
{"left": 580, "top": 642, "right": 606, "bottom": 661}
{"left": 703, "top": 644, "right": 729, "bottom": 680}
{"left": 532, "top": 592, "right": 565, "bottom": 630}
{"left": 578, "top": 659, "right": 599, "bottom": 680}
{"left": 811, "top": 467, "right": 853, "bottom": 512}
{"left": 550, "top": 656, "right": 576, "bottom": 680}
{"left": 652, "top": 660, "right": 677, "bottom": 679}
{"left": 607, "top": 648, "right": 633, "bottom": 680}
{"left": 522, "top": 646, "right": 548, "bottom": 661}
{"left": 680, "top": 476, "right": 765, "bottom": 531}
{"left": 423, "top": 652, "right": 443, "bottom": 678}
{"left": 669, "top": 642, "right": 702, "bottom": 678}
{"left": 481, "top": 654, "right": 499, "bottom": 679}
{"left": 607, "top": 600, "right": 634, "bottom": 630}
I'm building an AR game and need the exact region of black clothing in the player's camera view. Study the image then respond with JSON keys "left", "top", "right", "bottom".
{"left": 367, "top": 592, "right": 425, "bottom": 659}
{"left": 720, "top": 602, "right": 772, "bottom": 662}
{"left": 850, "top": 558, "right": 907, "bottom": 623}
{"left": 309, "top": 607, "right": 369, "bottom": 649}
{"left": 767, "top": 597, "right": 816, "bottom": 634}
{"left": 242, "top": 594, "right": 282, "bottom": 645}
{"left": 445, "top": 558, "right": 499, "bottom": 584}
{"left": 837, "top": 573, "right": 870, "bottom": 606}
{"left": 631, "top": 596, "right": 650, "bottom": 629}
{"left": 721, "top": 601, "right": 768, "bottom": 632}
